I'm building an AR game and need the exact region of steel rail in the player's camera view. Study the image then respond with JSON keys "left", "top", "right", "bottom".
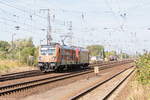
{"left": 70, "top": 66, "right": 134, "bottom": 100}
{"left": 0, "top": 61, "right": 133, "bottom": 97}
{"left": 0, "top": 70, "right": 93, "bottom": 96}
{"left": 0, "top": 60, "right": 132, "bottom": 82}
{"left": 103, "top": 68, "right": 135, "bottom": 100}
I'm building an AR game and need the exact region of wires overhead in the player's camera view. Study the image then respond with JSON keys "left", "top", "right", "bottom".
{"left": 0, "top": 0, "right": 149, "bottom": 53}
{"left": 0, "top": 1, "right": 46, "bottom": 19}
{"left": 104, "top": 0, "right": 129, "bottom": 32}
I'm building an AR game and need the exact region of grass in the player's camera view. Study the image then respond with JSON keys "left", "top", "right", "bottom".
{"left": 117, "top": 74, "right": 150, "bottom": 100}
{"left": 0, "top": 60, "right": 20, "bottom": 67}
{"left": 0, "top": 59, "right": 36, "bottom": 74}
{"left": 128, "top": 77, "right": 150, "bottom": 100}
{"left": 0, "top": 60, "right": 20, "bottom": 73}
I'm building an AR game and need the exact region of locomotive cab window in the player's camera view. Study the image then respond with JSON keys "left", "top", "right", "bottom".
{"left": 40, "top": 45, "right": 55, "bottom": 55}
{"left": 47, "top": 48, "right": 55, "bottom": 55}
{"left": 40, "top": 50, "right": 47, "bottom": 55}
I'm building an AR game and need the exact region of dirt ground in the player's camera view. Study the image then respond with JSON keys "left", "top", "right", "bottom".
{"left": 115, "top": 74, "right": 150, "bottom": 100}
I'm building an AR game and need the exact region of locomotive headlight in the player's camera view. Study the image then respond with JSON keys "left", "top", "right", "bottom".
{"left": 38, "top": 56, "right": 42, "bottom": 61}
{"left": 50, "top": 63, "right": 55, "bottom": 66}
{"left": 38, "top": 63, "right": 43, "bottom": 66}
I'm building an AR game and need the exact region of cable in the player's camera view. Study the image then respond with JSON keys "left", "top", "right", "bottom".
{"left": 0, "top": 8, "right": 47, "bottom": 28}
{"left": 0, "top": 1, "right": 67, "bottom": 25}
{"left": 0, "top": 17, "right": 45, "bottom": 31}
{"left": 0, "top": 20, "right": 43, "bottom": 34}
{"left": 0, "top": 1, "right": 47, "bottom": 19}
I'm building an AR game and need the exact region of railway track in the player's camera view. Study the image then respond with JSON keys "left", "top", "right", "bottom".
{"left": 0, "top": 70, "right": 43, "bottom": 82}
{"left": 0, "top": 69, "right": 93, "bottom": 97}
{"left": 0, "top": 60, "right": 132, "bottom": 82}
{"left": 0, "top": 60, "right": 133, "bottom": 97}
{"left": 70, "top": 65, "right": 135, "bottom": 100}
{"left": 103, "top": 68, "right": 134, "bottom": 100}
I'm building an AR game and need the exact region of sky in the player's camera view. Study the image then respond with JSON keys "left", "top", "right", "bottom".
{"left": 0, "top": 0, "right": 150, "bottom": 54}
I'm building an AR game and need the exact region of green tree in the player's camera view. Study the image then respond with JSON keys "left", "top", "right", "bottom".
{"left": 14, "top": 37, "right": 34, "bottom": 49}
{"left": 105, "top": 51, "right": 117, "bottom": 58}
{"left": 118, "top": 52, "right": 129, "bottom": 59}
{"left": 0, "top": 41, "right": 10, "bottom": 59}
{"left": 0, "top": 38, "right": 38, "bottom": 66}
{"left": 136, "top": 52, "right": 150, "bottom": 84}
{"left": 0, "top": 41, "right": 10, "bottom": 51}
{"left": 87, "top": 45, "right": 105, "bottom": 58}
{"left": 13, "top": 37, "right": 37, "bottom": 65}
{"left": 20, "top": 47, "right": 35, "bottom": 64}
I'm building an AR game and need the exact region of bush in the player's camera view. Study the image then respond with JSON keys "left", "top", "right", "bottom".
{"left": 136, "top": 52, "right": 150, "bottom": 85}
{"left": 0, "top": 38, "right": 38, "bottom": 66}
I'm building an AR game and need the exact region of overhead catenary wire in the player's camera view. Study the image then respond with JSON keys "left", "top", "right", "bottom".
{"left": 0, "top": 20, "right": 44, "bottom": 35}
{"left": 0, "top": 1, "right": 65, "bottom": 25}
{"left": 0, "top": 17, "right": 45, "bottom": 31}
{"left": 0, "top": 8, "right": 47, "bottom": 28}
{"left": 0, "top": 0, "right": 149, "bottom": 53}
{"left": 0, "top": 1, "right": 46, "bottom": 19}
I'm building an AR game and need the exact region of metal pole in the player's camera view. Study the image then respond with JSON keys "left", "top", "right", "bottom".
{"left": 19, "top": 47, "right": 21, "bottom": 64}
{"left": 68, "top": 21, "right": 73, "bottom": 46}
{"left": 47, "top": 9, "right": 52, "bottom": 45}
{"left": 11, "top": 33, "right": 15, "bottom": 49}
{"left": 11, "top": 33, "right": 16, "bottom": 60}
{"left": 40, "top": 9, "right": 52, "bottom": 45}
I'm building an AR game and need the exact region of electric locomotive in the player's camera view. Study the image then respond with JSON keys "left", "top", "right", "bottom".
{"left": 38, "top": 43, "right": 89, "bottom": 72}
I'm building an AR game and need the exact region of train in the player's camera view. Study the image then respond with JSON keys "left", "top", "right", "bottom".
{"left": 38, "top": 43, "right": 89, "bottom": 72}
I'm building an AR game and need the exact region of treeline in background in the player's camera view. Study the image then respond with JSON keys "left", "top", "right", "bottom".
{"left": 0, "top": 37, "right": 149, "bottom": 85}
{"left": 0, "top": 38, "right": 131, "bottom": 67}
{"left": 0, "top": 38, "right": 38, "bottom": 69}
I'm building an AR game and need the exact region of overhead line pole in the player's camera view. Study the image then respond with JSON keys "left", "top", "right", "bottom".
{"left": 11, "top": 33, "right": 16, "bottom": 49}
{"left": 40, "top": 9, "right": 52, "bottom": 45}
{"left": 67, "top": 21, "right": 73, "bottom": 46}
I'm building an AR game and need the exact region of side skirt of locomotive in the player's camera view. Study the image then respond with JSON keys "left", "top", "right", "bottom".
{"left": 38, "top": 62, "right": 89, "bottom": 73}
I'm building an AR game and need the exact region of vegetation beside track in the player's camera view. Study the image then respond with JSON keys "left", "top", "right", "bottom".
{"left": 0, "top": 38, "right": 38, "bottom": 74}
{"left": 135, "top": 52, "right": 150, "bottom": 85}
{"left": 0, "top": 59, "right": 36, "bottom": 74}
{"left": 0, "top": 38, "right": 38, "bottom": 65}
{"left": 115, "top": 73, "right": 150, "bottom": 100}
{"left": 114, "top": 53, "right": 150, "bottom": 100}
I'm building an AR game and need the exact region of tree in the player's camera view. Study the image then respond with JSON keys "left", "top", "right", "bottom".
{"left": 0, "top": 38, "right": 38, "bottom": 65}
{"left": 13, "top": 37, "right": 36, "bottom": 65}
{"left": 0, "top": 41, "right": 10, "bottom": 52}
{"left": 136, "top": 52, "right": 150, "bottom": 84}
{"left": 20, "top": 47, "right": 35, "bottom": 65}
{"left": 11, "top": 37, "right": 37, "bottom": 65}
{"left": 87, "top": 45, "right": 105, "bottom": 58}
{"left": 14, "top": 37, "right": 34, "bottom": 49}
{"left": 0, "top": 41, "right": 10, "bottom": 59}
{"left": 105, "top": 51, "right": 117, "bottom": 58}
{"left": 118, "top": 52, "right": 129, "bottom": 59}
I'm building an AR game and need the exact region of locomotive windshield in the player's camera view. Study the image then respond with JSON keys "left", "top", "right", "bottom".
{"left": 40, "top": 45, "right": 55, "bottom": 55}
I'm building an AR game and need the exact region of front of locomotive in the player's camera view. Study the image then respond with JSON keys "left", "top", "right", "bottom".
{"left": 38, "top": 44, "right": 59, "bottom": 72}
